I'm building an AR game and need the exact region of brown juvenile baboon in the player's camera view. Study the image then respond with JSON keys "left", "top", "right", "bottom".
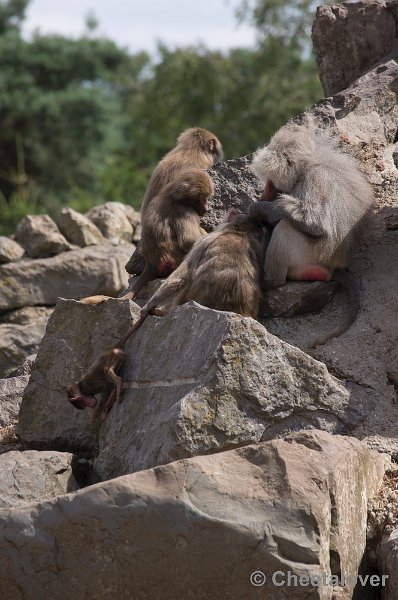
{"left": 67, "top": 348, "right": 125, "bottom": 420}
{"left": 141, "top": 208, "right": 265, "bottom": 317}
{"left": 125, "top": 127, "right": 223, "bottom": 275}
{"left": 121, "top": 169, "right": 214, "bottom": 300}
{"left": 68, "top": 210, "right": 265, "bottom": 417}
{"left": 249, "top": 123, "right": 375, "bottom": 346}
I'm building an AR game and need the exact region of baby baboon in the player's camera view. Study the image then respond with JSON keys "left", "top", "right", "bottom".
{"left": 67, "top": 348, "right": 125, "bottom": 420}
{"left": 249, "top": 123, "right": 375, "bottom": 346}
{"left": 125, "top": 127, "right": 223, "bottom": 275}
{"left": 69, "top": 210, "right": 265, "bottom": 417}
{"left": 121, "top": 169, "right": 214, "bottom": 300}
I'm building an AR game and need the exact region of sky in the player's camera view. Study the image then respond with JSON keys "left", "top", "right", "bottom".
{"left": 23, "top": 0, "right": 257, "bottom": 54}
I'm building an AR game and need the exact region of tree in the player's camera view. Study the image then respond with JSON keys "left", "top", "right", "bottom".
{"left": 0, "top": 0, "right": 134, "bottom": 232}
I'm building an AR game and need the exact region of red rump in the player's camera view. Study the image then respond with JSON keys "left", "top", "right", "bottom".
{"left": 298, "top": 266, "right": 331, "bottom": 282}
{"left": 158, "top": 258, "right": 176, "bottom": 277}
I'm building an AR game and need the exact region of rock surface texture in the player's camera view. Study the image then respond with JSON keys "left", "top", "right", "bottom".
{"left": 0, "top": 236, "right": 24, "bottom": 263}
{"left": 0, "top": 307, "right": 51, "bottom": 377}
{"left": 86, "top": 201, "right": 140, "bottom": 244}
{"left": 58, "top": 207, "right": 106, "bottom": 247}
{"left": 312, "top": 0, "right": 398, "bottom": 97}
{"left": 18, "top": 300, "right": 372, "bottom": 480}
{"left": 17, "top": 298, "right": 140, "bottom": 452}
{"left": 0, "top": 245, "right": 132, "bottom": 313}
{"left": 0, "top": 450, "right": 77, "bottom": 508}
{"left": 0, "top": 355, "right": 35, "bottom": 427}
{"left": 0, "top": 431, "right": 385, "bottom": 600}
{"left": 14, "top": 214, "right": 71, "bottom": 258}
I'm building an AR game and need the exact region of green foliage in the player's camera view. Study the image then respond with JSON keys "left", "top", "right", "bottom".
{"left": 0, "top": 1, "right": 131, "bottom": 208}
{"left": 0, "top": 0, "right": 27, "bottom": 34}
{"left": 0, "top": 188, "right": 41, "bottom": 235}
{"left": 0, "top": 0, "right": 332, "bottom": 224}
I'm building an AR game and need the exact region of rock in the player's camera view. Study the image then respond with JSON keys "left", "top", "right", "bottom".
{"left": 385, "top": 214, "right": 398, "bottom": 230}
{"left": 58, "top": 207, "right": 106, "bottom": 247}
{"left": 204, "top": 155, "right": 261, "bottom": 231}
{"left": 0, "top": 431, "right": 385, "bottom": 600}
{"left": 312, "top": 0, "right": 398, "bottom": 97}
{"left": 17, "top": 300, "right": 371, "bottom": 466}
{"left": 0, "top": 450, "right": 78, "bottom": 508}
{"left": 86, "top": 202, "right": 138, "bottom": 244}
{"left": 0, "top": 244, "right": 133, "bottom": 314}
{"left": 6, "top": 353, "right": 36, "bottom": 378}
{"left": 377, "top": 529, "right": 398, "bottom": 599}
{"left": 262, "top": 281, "right": 338, "bottom": 318}
{"left": 0, "top": 236, "right": 24, "bottom": 263}
{"left": 132, "top": 222, "right": 141, "bottom": 242}
{"left": 94, "top": 301, "right": 370, "bottom": 479}
{"left": 17, "top": 298, "right": 140, "bottom": 452}
{"left": 14, "top": 215, "right": 71, "bottom": 258}
{"left": 0, "top": 425, "right": 19, "bottom": 454}
{"left": 123, "top": 204, "right": 141, "bottom": 230}
{"left": 387, "top": 356, "right": 398, "bottom": 394}
{"left": 119, "top": 276, "right": 164, "bottom": 304}
{"left": 0, "top": 354, "right": 36, "bottom": 427}
{"left": 0, "top": 308, "right": 51, "bottom": 377}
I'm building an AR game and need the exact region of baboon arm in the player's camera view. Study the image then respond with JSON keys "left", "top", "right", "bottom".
{"left": 174, "top": 220, "right": 202, "bottom": 254}
{"left": 250, "top": 195, "right": 327, "bottom": 237}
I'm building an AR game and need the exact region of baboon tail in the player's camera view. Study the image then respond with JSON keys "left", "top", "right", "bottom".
{"left": 308, "top": 269, "right": 360, "bottom": 349}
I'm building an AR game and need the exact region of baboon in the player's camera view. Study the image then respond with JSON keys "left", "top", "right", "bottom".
{"left": 141, "top": 208, "right": 265, "bottom": 317}
{"left": 68, "top": 210, "right": 265, "bottom": 417}
{"left": 67, "top": 348, "right": 125, "bottom": 420}
{"left": 249, "top": 123, "right": 375, "bottom": 346}
{"left": 121, "top": 169, "right": 214, "bottom": 300}
{"left": 125, "top": 127, "right": 223, "bottom": 275}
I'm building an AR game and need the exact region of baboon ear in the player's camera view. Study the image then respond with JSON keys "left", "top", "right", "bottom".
{"left": 209, "top": 138, "right": 217, "bottom": 153}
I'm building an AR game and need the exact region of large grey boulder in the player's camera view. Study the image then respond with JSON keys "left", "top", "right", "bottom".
{"left": 0, "top": 450, "right": 78, "bottom": 508}
{"left": 0, "top": 236, "right": 24, "bottom": 263}
{"left": 58, "top": 207, "right": 107, "bottom": 247}
{"left": 17, "top": 298, "right": 140, "bottom": 452}
{"left": 14, "top": 214, "right": 71, "bottom": 258}
{"left": 0, "top": 244, "right": 133, "bottom": 313}
{"left": 18, "top": 299, "right": 371, "bottom": 475}
{"left": 0, "top": 307, "right": 51, "bottom": 377}
{"left": 312, "top": 0, "right": 398, "bottom": 97}
{"left": 94, "top": 302, "right": 372, "bottom": 480}
{"left": 0, "top": 431, "right": 385, "bottom": 600}
{"left": 0, "top": 355, "right": 36, "bottom": 427}
{"left": 86, "top": 202, "right": 140, "bottom": 244}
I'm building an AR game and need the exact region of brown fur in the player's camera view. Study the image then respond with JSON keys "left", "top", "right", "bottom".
{"left": 141, "top": 127, "right": 223, "bottom": 216}
{"left": 126, "top": 127, "right": 223, "bottom": 275}
{"left": 69, "top": 211, "right": 264, "bottom": 417}
{"left": 142, "top": 209, "right": 264, "bottom": 318}
{"left": 67, "top": 348, "right": 125, "bottom": 420}
{"left": 122, "top": 169, "right": 214, "bottom": 300}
